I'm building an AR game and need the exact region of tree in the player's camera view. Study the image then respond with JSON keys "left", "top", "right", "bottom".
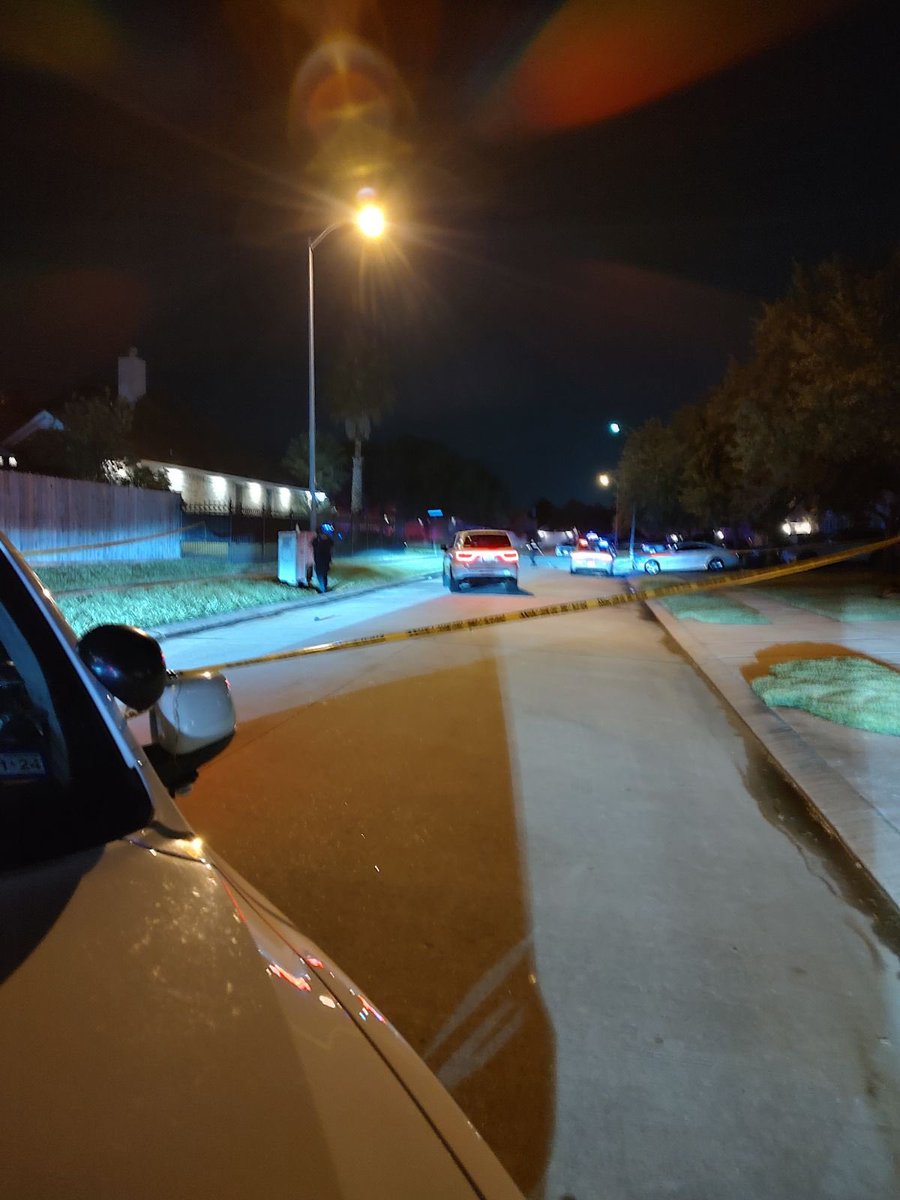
{"left": 616, "top": 418, "right": 685, "bottom": 533}
{"left": 787, "top": 255, "right": 899, "bottom": 517}
{"left": 131, "top": 387, "right": 201, "bottom": 465}
{"left": 365, "top": 435, "right": 509, "bottom": 526}
{"left": 281, "top": 431, "right": 350, "bottom": 501}
{"left": 630, "top": 250, "right": 900, "bottom": 536}
{"left": 23, "top": 388, "right": 160, "bottom": 485}
{"left": 325, "top": 323, "right": 395, "bottom": 518}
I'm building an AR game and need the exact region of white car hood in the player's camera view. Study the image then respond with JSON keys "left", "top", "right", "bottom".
{"left": 0, "top": 837, "right": 484, "bottom": 1200}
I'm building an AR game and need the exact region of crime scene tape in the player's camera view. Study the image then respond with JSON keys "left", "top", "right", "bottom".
{"left": 24, "top": 521, "right": 204, "bottom": 559}
{"left": 176, "top": 532, "right": 900, "bottom": 679}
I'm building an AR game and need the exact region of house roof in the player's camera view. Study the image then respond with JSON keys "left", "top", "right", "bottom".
{"left": 1, "top": 409, "right": 63, "bottom": 447}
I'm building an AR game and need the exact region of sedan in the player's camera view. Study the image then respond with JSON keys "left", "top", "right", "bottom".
{"left": 0, "top": 533, "right": 523, "bottom": 1200}
{"left": 443, "top": 529, "right": 519, "bottom": 592}
{"left": 569, "top": 536, "right": 615, "bottom": 576}
{"left": 639, "top": 540, "right": 741, "bottom": 574}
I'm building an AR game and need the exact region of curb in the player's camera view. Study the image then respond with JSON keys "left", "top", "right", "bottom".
{"left": 636, "top": 588, "right": 900, "bottom": 912}
{"left": 148, "top": 570, "right": 441, "bottom": 641}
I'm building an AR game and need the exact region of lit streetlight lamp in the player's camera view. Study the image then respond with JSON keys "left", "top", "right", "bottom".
{"left": 355, "top": 202, "right": 386, "bottom": 239}
{"left": 307, "top": 200, "right": 386, "bottom": 532}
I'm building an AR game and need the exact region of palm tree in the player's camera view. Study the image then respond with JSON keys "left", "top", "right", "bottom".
{"left": 326, "top": 324, "right": 394, "bottom": 531}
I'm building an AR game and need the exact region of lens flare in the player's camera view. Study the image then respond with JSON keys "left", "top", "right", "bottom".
{"left": 480, "top": 0, "right": 851, "bottom": 136}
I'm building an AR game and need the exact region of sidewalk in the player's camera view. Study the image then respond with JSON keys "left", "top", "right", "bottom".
{"left": 643, "top": 585, "right": 900, "bottom": 910}
{"left": 148, "top": 563, "right": 440, "bottom": 640}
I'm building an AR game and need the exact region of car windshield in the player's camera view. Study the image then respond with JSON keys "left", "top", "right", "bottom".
{"left": 0, "top": 550, "right": 152, "bottom": 871}
{"left": 462, "top": 534, "right": 512, "bottom": 549}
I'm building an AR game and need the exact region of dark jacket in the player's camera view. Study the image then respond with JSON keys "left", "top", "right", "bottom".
{"left": 311, "top": 532, "right": 334, "bottom": 570}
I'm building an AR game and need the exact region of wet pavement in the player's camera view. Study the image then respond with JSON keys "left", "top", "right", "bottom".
{"left": 643, "top": 584, "right": 900, "bottom": 911}
{"left": 162, "top": 564, "right": 900, "bottom": 1199}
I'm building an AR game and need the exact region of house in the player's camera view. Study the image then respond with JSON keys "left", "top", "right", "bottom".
{"left": 137, "top": 457, "right": 322, "bottom": 517}
{"left": 0, "top": 349, "right": 326, "bottom": 518}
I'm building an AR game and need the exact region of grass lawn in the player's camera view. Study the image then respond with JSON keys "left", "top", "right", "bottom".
{"left": 659, "top": 592, "right": 769, "bottom": 624}
{"left": 40, "top": 553, "right": 441, "bottom": 637}
{"left": 762, "top": 583, "right": 900, "bottom": 622}
{"left": 751, "top": 656, "right": 900, "bottom": 735}
{"left": 36, "top": 557, "right": 267, "bottom": 592}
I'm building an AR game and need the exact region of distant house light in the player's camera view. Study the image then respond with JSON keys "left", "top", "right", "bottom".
{"left": 209, "top": 475, "right": 227, "bottom": 501}
{"left": 782, "top": 518, "right": 813, "bottom": 536}
{"left": 167, "top": 467, "right": 185, "bottom": 492}
{"left": 714, "top": 529, "right": 725, "bottom": 540}
{"left": 103, "top": 459, "right": 130, "bottom": 482}
{"left": 247, "top": 481, "right": 262, "bottom": 504}
{"left": 279, "top": 487, "right": 291, "bottom": 509}
{"left": 8, "top": 457, "right": 15, "bottom": 468}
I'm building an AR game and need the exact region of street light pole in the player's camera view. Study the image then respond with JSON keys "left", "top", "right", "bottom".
{"left": 628, "top": 502, "right": 636, "bottom": 572}
{"left": 307, "top": 237, "right": 317, "bottom": 533}
{"left": 606, "top": 419, "right": 638, "bottom": 572}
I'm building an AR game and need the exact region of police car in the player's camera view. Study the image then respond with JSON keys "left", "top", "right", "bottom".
{"left": 569, "top": 534, "right": 616, "bottom": 576}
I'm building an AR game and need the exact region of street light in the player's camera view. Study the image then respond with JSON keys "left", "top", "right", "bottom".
{"left": 604, "top": 418, "right": 638, "bottom": 571}
{"left": 597, "top": 471, "right": 619, "bottom": 551}
{"left": 307, "top": 200, "right": 386, "bottom": 532}
{"left": 356, "top": 203, "right": 386, "bottom": 239}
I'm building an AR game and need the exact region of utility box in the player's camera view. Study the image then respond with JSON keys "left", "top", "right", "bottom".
{"left": 278, "top": 529, "right": 312, "bottom": 587}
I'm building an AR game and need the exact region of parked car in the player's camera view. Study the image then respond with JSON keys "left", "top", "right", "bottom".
{"left": 569, "top": 536, "right": 616, "bottom": 576}
{"left": 0, "top": 532, "right": 523, "bottom": 1200}
{"left": 638, "top": 540, "right": 741, "bottom": 574}
{"left": 442, "top": 529, "right": 519, "bottom": 592}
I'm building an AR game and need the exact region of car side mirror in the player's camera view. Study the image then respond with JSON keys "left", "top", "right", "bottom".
{"left": 78, "top": 624, "right": 167, "bottom": 713}
{"left": 145, "top": 672, "right": 236, "bottom": 795}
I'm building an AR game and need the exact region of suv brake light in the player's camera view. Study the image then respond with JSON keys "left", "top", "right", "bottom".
{"left": 454, "top": 550, "right": 477, "bottom": 562}
{"left": 498, "top": 550, "right": 518, "bottom": 563}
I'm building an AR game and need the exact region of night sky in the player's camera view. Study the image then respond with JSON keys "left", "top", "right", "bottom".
{"left": 2, "top": 0, "right": 898, "bottom": 505}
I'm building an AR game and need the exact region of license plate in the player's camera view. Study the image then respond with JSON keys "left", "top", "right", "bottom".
{"left": 0, "top": 751, "right": 46, "bottom": 778}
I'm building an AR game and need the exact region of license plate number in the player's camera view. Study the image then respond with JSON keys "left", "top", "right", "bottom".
{"left": 0, "top": 751, "right": 46, "bottom": 778}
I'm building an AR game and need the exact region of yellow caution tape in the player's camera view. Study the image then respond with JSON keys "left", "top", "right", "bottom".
{"left": 176, "top": 532, "right": 900, "bottom": 679}
{"left": 24, "top": 521, "right": 205, "bottom": 558}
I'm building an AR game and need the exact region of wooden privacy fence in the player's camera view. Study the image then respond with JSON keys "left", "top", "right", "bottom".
{"left": 0, "top": 471, "right": 182, "bottom": 562}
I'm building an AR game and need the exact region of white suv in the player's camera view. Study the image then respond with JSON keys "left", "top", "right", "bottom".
{"left": 442, "top": 529, "right": 519, "bottom": 592}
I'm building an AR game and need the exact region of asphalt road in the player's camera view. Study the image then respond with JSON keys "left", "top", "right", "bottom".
{"left": 161, "top": 560, "right": 900, "bottom": 1200}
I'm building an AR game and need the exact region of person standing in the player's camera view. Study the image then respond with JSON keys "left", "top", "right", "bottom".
{"left": 311, "top": 526, "right": 334, "bottom": 593}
